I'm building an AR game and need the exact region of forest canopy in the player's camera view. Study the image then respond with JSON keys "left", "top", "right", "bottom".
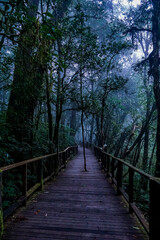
{"left": 0, "top": 0, "right": 160, "bottom": 181}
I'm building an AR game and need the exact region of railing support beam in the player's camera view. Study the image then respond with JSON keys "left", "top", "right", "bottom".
{"left": 117, "top": 161, "right": 123, "bottom": 195}
{"left": 150, "top": 178, "right": 160, "bottom": 240}
{"left": 129, "top": 168, "right": 134, "bottom": 213}
{"left": 0, "top": 171, "right": 3, "bottom": 239}
{"left": 22, "top": 164, "right": 27, "bottom": 206}
{"left": 37, "top": 159, "right": 44, "bottom": 191}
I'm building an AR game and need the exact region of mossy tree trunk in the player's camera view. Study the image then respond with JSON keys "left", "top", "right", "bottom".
{"left": 151, "top": 0, "right": 160, "bottom": 177}
{"left": 6, "top": 0, "right": 46, "bottom": 161}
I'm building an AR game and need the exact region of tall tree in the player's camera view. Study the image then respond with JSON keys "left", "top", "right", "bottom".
{"left": 150, "top": 0, "right": 160, "bottom": 177}
{"left": 6, "top": 0, "right": 44, "bottom": 160}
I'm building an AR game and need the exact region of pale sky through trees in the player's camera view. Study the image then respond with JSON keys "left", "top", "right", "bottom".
{"left": 113, "top": 0, "right": 141, "bottom": 7}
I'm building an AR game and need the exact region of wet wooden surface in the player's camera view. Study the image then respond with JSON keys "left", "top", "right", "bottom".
{"left": 3, "top": 147, "right": 148, "bottom": 240}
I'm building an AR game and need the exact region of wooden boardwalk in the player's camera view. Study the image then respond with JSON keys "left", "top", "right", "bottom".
{"left": 3, "top": 147, "right": 148, "bottom": 240}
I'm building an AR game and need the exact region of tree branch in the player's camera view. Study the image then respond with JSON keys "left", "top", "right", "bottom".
{"left": 121, "top": 103, "right": 156, "bottom": 159}
{"left": 124, "top": 27, "right": 152, "bottom": 34}
{"left": 0, "top": 1, "right": 10, "bottom": 3}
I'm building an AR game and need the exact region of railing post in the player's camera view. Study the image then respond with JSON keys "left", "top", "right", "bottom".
{"left": 99, "top": 149, "right": 102, "bottom": 162}
{"left": 37, "top": 159, "right": 43, "bottom": 191}
{"left": 67, "top": 148, "right": 69, "bottom": 160}
{"left": 49, "top": 156, "right": 53, "bottom": 176}
{"left": 111, "top": 157, "right": 115, "bottom": 181}
{"left": 149, "top": 178, "right": 160, "bottom": 240}
{"left": 117, "top": 161, "right": 123, "bottom": 195}
{"left": 94, "top": 147, "right": 96, "bottom": 157}
{"left": 104, "top": 153, "right": 107, "bottom": 172}
{"left": 98, "top": 148, "right": 99, "bottom": 159}
{"left": 72, "top": 147, "right": 75, "bottom": 156}
{"left": 97, "top": 148, "right": 100, "bottom": 161}
{"left": 76, "top": 145, "right": 78, "bottom": 154}
{"left": 0, "top": 170, "right": 4, "bottom": 239}
{"left": 107, "top": 155, "right": 110, "bottom": 177}
{"left": 66, "top": 149, "right": 69, "bottom": 160}
{"left": 22, "top": 164, "right": 27, "bottom": 206}
{"left": 59, "top": 153, "right": 62, "bottom": 171}
{"left": 102, "top": 152, "right": 105, "bottom": 170}
{"left": 101, "top": 152, "right": 104, "bottom": 169}
{"left": 55, "top": 154, "right": 59, "bottom": 176}
{"left": 129, "top": 168, "right": 134, "bottom": 213}
{"left": 53, "top": 155, "right": 56, "bottom": 179}
{"left": 65, "top": 150, "right": 67, "bottom": 162}
{"left": 63, "top": 151, "right": 66, "bottom": 168}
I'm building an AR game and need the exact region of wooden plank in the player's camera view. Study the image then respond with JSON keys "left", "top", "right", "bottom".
{"left": 3, "top": 148, "right": 148, "bottom": 240}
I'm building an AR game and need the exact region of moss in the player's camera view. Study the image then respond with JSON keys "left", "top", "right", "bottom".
{"left": 0, "top": 209, "right": 4, "bottom": 239}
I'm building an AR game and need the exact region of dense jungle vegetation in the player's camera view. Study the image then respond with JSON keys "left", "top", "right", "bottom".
{"left": 0, "top": 0, "right": 160, "bottom": 214}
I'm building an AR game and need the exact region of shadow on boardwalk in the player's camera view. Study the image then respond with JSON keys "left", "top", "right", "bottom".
{"left": 3, "top": 147, "right": 148, "bottom": 240}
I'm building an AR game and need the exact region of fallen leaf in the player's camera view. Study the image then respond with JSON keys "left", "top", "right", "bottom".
{"left": 34, "top": 210, "right": 40, "bottom": 215}
{"left": 133, "top": 226, "right": 139, "bottom": 230}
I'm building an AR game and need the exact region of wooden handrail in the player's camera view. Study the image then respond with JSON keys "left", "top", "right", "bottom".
{"left": 94, "top": 146, "right": 160, "bottom": 240}
{"left": 0, "top": 147, "right": 71, "bottom": 172}
{"left": 0, "top": 145, "right": 78, "bottom": 238}
{"left": 104, "top": 152, "right": 154, "bottom": 180}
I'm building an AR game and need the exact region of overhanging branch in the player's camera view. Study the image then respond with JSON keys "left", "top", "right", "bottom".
{"left": 124, "top": 27, "right": 152, "bottom": 35}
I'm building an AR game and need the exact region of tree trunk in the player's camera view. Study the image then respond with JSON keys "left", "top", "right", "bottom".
{"left": 89, "top": 115, "right": 94, "bottom": 146}
{"left": 95, "top": 116, "right": 101, "bottom": 146}
{"left": 6, "top": 0, "right": 43, "bottom": 161}
{"left": 46, "top": 67, "right": 53, "bottom": 153}
{"left": 149, "top": 138, "right": 156, "bottom": 171}
{"left": 80, "top": 65, "right": 87, "bottom": 171}
{"left": 114, "top": 131, "right": 128, "bottom": 157}
{"left": 81, "top": 110, "right": 87, "bottom": 171}
{"left": 53, "top": 40, "right": 63, "bottom": 152}
{"left": 122, "top": 104, "right": 156, "bottom": 159}
{"left": 100, "top": 97, "right": 105, "bottom": 147}
{"left": 133, "top": 141, "right": 142, "bottom": 167}
{"left": 70, "top": 108, "right": 77, "bottom": 137}
{"left": 151, "top": 0, "right": 160, "bottom": 177}
{"left": 142, "top": 67, "right": 150, "bottom": 171}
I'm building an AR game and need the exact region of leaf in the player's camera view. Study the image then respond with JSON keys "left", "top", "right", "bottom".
{"left": 34, "top": 210, "right": 40, "bottom": 215}
{"left": 133, "top": 226, "right": 139, "bottom": 230}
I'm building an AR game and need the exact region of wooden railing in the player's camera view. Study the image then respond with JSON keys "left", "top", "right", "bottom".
{"left": 94, "top": 146, "right": 160, "bottom": 240}
{"left": 0, "top": 145, "right": 78, "bottom": 237}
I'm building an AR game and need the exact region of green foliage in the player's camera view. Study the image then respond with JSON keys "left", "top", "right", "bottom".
{"left": 3, "top": 170, "right": 22, "bottom": 209}
{"left": 59, "top": 125, "right": 76, "bottom": 150}
{"left": 33, "top": 122, "right": 51, "bottom": 156}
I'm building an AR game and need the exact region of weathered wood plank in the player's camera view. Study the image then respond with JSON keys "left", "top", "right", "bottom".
{"left": 3, "top": 147, "right": 148, "bottom": 240}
